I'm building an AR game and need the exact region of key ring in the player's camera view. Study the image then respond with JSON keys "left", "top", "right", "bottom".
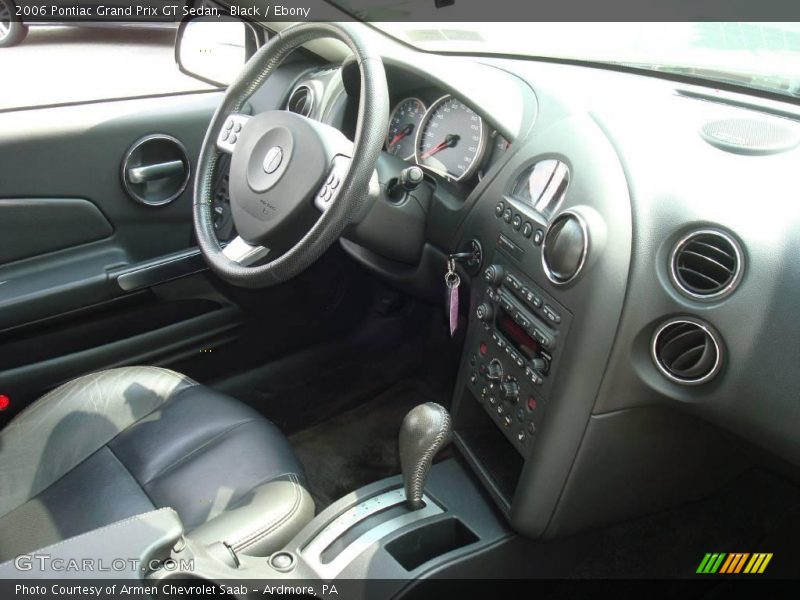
{"left": 445, "top": 271, "right": 461, "bottom": 288}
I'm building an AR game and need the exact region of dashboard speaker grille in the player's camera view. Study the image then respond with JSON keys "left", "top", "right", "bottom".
{"left": 671, "top": 230, "right": 741, "bottom": 299}
{"left": 652, "top": 319, "right": 721, "bottom": 385}
{"left": 700, "top": 118, "right": 800, "bottom": 156}
{"left": 287, "top": 84, "right": 314, "bottom": 117}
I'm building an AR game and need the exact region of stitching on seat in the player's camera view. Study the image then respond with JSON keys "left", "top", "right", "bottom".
{"left": 231, "top": 473, "right": 303, "bottom": 552}
{"left": 141, "top": 418, "right": 258, "bottom": 486}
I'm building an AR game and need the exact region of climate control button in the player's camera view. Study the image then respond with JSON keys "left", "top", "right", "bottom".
{"left": 501, "top": 381, "right": 520, "bottom": 403}
{"left": 476, "top": 303, "right": 493, "bottom": 322}
{"left": 483, "top": 264, "right": 505, "bottom": 286}
{"left": 486, "top": 359, "right": 504, "bottom": 382}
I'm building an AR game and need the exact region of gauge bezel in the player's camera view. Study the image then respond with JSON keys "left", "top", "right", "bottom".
{"left": 385, "top": 97, "right": 427, "bottom": 161}
{"left": 414, "top": 94, "right": 489, "bottom": 182}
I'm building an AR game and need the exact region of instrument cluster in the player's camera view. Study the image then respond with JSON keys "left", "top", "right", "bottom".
{"left": 385, "top": 92, "right": 510, "bottom": 183}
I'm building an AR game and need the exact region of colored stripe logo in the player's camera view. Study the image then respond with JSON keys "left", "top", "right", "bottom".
{"left": 697, "top": 552, "right": 773, "bottom": 574}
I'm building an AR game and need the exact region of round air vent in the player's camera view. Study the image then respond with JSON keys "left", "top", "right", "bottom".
{"left": 670, "top": 229, "right": 742, "bottom": 300}
{"left": 652, "top": 319, "right": 722, "bottom": 385}
{"left": 286, "top": 84, "right": 314, "bottom": 117}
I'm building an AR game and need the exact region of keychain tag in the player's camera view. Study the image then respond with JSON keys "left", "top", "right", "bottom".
{"left": 445, "top": 257, "right": 460, "bottom": 337}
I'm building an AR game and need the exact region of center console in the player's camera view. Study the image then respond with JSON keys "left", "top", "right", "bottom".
{"left": 467, "top": 261, "right": 571, "bottom": 456}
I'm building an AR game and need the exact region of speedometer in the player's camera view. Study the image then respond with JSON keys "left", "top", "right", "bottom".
{"left": 386, "top": 97, "right": 426, "bottom": 160}
{"left": 415, "top": 95, "right": 487, "bottom": 181}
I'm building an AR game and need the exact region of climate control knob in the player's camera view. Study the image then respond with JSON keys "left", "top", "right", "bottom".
{"left": 483, "top": 264, "right": 505, "bottom": 286}
{"left": 476, "top": 303, "right": 493, "bottom": 322}
{"left": 486, "top": 359, "right": 503, "bottom": 382}
{"left": 501, "top": 381, "right": 520, "bottom": 403}
{"left": 530, "top": 357, "right": 548, "bottom": 374}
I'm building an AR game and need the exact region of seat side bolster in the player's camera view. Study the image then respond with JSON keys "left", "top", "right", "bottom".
{"left": 0, "top": 367, "right": 195, "bottom": 518}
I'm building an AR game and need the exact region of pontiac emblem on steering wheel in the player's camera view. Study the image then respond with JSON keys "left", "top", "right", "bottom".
{"left": 262, "top": 146, "right": 283, "bottom": 174}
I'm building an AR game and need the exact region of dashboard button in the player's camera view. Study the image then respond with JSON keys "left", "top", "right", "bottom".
{"left": 543, "top": 305, "right": 562, "bottom": 324}
{"left": 512, "top": 214, "right": 522, "bottom": 230}
{"left": 522, "top": 222, "right": 533, "bottom": 238}
{"left": 495, "top": 202, "right": 505, "bottom": 218}
{"left": 533, "top": 229, "right": 544, "bottom": 246}
{"left": 503, "top": 208, "right": 513, "bottom": 223}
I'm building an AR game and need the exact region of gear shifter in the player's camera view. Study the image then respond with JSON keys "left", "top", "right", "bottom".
{"left": 399, "top": 402, "right": 452, "bottom": 510}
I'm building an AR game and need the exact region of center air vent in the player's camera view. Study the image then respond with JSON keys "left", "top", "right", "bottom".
{"left": 286, "top": 84, "right": 314, "bottom": 117}
{"left": 652, "top": 319, "right": 722, "bottom": 385}
{"left": 671, "top": 229, "right": 742, "bottom": 300}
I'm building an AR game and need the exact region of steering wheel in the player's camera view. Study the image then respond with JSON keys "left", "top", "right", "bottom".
{"left": 193, "top": 22, "right": 388, "bottom": 288}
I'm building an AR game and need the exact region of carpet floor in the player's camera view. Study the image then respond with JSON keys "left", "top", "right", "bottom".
{"left": 289, "top": 379, "right": 447, "bottom": 511}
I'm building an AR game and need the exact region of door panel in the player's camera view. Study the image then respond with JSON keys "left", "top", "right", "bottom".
{"left": 0, "top": 92, "right": 223, "bottom": 327}
{"left": 0, "top": 62, "right": 361, "bottom": 427}
{"left": 0, "top": 198, "right": 113, "bottom": 263}
{"left": 0, "top": 91, "right": 241, "bottom": 420}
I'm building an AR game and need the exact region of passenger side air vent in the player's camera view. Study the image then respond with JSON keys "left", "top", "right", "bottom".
{"left": 652, "top": 319, "right": 722, "bottom": 385}
{"left": 670, "top": 229, "right": 742, "bottom": 300}
{"left": 286, "top": 84, "right": 314, "bottom": 117}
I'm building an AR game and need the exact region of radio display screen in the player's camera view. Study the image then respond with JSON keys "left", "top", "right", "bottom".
{"left": 496, "top": 309, "right": 539, "bottom": 360}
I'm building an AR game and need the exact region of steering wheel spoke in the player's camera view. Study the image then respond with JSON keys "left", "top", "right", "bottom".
{"left": 222, "top": 236, "right": 269, "bottom": 266}
{"left": 216, "top": 113, "right": 252, "bottom": 154}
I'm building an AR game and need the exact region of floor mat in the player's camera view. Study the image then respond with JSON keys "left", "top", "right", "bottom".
{"left": 289, "top": 380, "right": 447, "bottom": 511}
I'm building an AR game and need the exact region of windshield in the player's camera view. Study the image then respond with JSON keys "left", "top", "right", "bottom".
{"left": 368, "top": 21, "right": 800, "bottom": 98}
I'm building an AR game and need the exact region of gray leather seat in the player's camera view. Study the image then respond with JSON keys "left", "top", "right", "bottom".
{"left": 0, "top": 367, "right": 314, "bottom": 562}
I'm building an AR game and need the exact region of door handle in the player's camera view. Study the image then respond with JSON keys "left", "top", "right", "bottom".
{"left": 127, "top": 160, "right": 186, "bottom": 184}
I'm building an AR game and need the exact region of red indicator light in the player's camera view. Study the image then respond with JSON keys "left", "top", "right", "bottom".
{"left": 479, "top": 342, "right": 488, "bottom": 356}
{"left": 0, "top": 395, "right": 10, "bottom": 411}
{"left": 527, "top": 396, "right": 537, "bottom": 411}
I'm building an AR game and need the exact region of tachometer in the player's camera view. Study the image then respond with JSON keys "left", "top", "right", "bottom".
{"left": 415, "top": 95, "right": 487, "bottom": 181}
{"left": 386, "top": 97, "right": 426, "bottom": 160}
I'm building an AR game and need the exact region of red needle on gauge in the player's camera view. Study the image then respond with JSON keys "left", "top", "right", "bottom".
{"left": 421, "top": 134, "right": 460, "bottom": 159}
{"left": 388, "top": 124, "right": 414, "bottom": 149}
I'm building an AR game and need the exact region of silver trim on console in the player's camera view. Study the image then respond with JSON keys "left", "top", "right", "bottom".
{"left": 301, "top": 488, "right": 443, "bottom": 579}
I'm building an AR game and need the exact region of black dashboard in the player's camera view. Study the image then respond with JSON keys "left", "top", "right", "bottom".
{"left": 247, "top": 40, "right": 800, "bottom": 540}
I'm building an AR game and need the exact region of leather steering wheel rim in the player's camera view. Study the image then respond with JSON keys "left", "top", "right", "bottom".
{"left": 193, "top": 22, "right": 388, "bottom": 288}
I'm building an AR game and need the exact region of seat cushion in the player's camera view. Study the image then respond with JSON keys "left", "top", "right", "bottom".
{"left": 0, "top": 367, "right": 314, "bottom": 561}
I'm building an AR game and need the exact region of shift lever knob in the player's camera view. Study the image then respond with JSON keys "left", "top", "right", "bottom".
{"left": 399, "top": 402, "right": 452, "bottom": 510}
